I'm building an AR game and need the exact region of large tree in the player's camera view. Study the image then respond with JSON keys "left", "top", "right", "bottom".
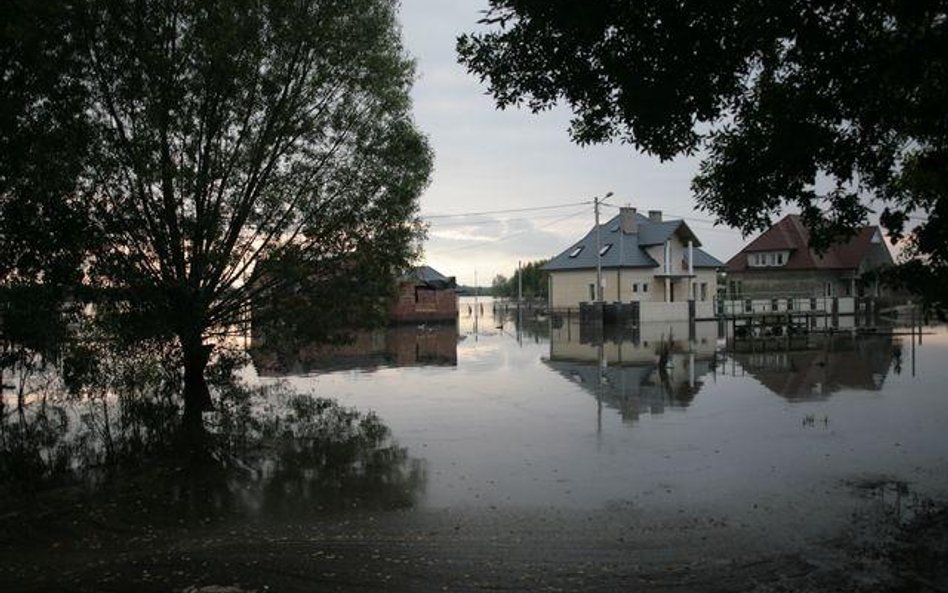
{"left": 458, "top": 1, "right": 948, "bottom": 304}
{"left": 2, "top": 0, "right": 432, "bottom": 423}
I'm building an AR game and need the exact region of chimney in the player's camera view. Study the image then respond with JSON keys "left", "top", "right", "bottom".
{"left": 648, "top": 210, "right": 663, "bottom": 222}
{"left": 619, "top": 207, "right": 638, "bottom": 234}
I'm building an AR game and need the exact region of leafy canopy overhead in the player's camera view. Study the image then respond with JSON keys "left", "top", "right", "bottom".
{"left": 1, "top": 0, "right": 432, "bottom": 418}
{"left": 458, "top": 0, "right": 948, "bottom": 297}
{"left": 2, "top": 0, "right": 431, "bottom": 341}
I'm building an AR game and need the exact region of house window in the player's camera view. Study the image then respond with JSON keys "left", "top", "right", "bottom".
{"left": 700, "top": 283, "right": 708, "bottom": 301}
{"left": 589, "top": 283, "right": 596, "bottom": 300}
{"left": 599, "top": 244, "right": 612, "bottom": 256}
{"left": 749, "top": 251, "right": 789, "bottom": 267}
{"left": 569, "top": 245, "right": 584, "bottom": 258}
{"left": 744, "top": 299, "right": 753, "bottom": 313}
{"left": 642, "top": 283, "right": 649, "bottom": 293}
{"left": 787, "top": 298, "right": 794, "bottom": 311}
{"left": 771, "top": 298, "right": 778, "bottom": 312}
{"left": 632, "top": 283, "right": 638, "bottom": 293}
{"left": 824, "top": 282, "right": 834, "bottom": 297}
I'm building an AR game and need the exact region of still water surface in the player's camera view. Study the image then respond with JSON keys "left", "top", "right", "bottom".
{"left": 247, "top": 297, "right": 948, "bottom": 540}
{"left": 5, "top": 296, "right": 948, "bottom": 590}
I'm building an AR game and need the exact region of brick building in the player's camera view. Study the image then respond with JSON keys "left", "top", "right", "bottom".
{"left": 389, "top": 266, "right": 458, "bottom": 323}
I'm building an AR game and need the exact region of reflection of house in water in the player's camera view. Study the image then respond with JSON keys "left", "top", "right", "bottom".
{"left": 252, "top": 324, "right": 459, "bottom": 376}
{"left": 545, "top": 320, "right": 719, "bottom": 422}
{"left": 730, "top": 334, "right": 895, "bottom": 400}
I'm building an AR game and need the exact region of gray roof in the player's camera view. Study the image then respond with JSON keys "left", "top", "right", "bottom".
{"left": 543, "top": 213, "right": 724, "bottom": 272}
{"left": 402, "top": 265, "right": 456, "bottom": 288}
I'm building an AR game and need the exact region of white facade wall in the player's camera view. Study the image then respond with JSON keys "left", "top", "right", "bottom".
{"left": 550, "top": 320, "right": 718, "bottom": 364}
{"left": 549, "top": 268, "right": 719, "bottom": 312}
{"left": 695, "top": 301, "right": 716, "bottom": 320}
{"left": 691, "top": 270, "right": 718, "bottom": 303}
{"left": 548, "top": 270, "right": 606, "bottom": 309}
{"left": 640, "top": 302, "right": 688, "bottom": 322}
{"left": 645, "top": 245, "right": 666, "bottom": 272}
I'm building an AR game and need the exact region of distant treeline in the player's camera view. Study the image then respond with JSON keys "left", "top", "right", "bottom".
{"left": 453, "top": 260, "right": 549, "bottom": 298}
{"left": 491, "top": 260, "right": 549, "bottom": 299}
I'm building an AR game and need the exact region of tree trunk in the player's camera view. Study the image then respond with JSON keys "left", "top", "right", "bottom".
{"left": 181, "top": 336, "right": 213, "bottom": 426}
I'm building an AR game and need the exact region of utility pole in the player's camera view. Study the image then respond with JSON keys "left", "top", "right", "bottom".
{"left": 517, "top": 260, "right": 523, "bottom": 309}
{"left": 594, "top": 191, "right": 613, "bottom": 302}
{"left": 617, "top": 213, "right": 624, "bottom": 302}
{"left": 595, "top": 196, "right": 602, "bottom": 302}
{"left": 474, "top": 269, "right": 478, "bottom": 336}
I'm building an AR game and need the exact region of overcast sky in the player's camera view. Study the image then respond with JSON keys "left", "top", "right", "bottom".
{"left": 396, "top": 1, "right": 767, "bottom": 285}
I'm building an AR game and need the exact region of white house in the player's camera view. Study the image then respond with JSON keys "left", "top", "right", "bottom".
{"left": 543, "top": 207, "right": 724, "bottom": 314}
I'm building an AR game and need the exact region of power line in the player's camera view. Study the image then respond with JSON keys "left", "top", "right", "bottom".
{"left": 420, "top": 200, "right": 590, "bottom": 220}
{"left": 431, "top": 204, "right": 593, "bottom": 255}
{"left": 427, "top": 208, "right": 600, "bottom": 228}
{"left": 598, "top": 203, "right": 737, "bottom": 233}
{"left": 600, "top": 202, "right": 933, "bottom": 227}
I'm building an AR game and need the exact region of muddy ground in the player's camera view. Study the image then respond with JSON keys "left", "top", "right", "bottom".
{"left": 3, "top": 483, "right": 947, "bottom": 593}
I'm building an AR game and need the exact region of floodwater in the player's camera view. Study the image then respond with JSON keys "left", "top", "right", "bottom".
{"left": 249, "top": 298, "right": 947, "bottom": 521}
{"left": 3, "top": 295, "right": 948, "bottom": 591}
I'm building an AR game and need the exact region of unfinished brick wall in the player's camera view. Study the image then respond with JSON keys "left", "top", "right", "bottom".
{"left": 389, "top": 282, "right": 458, "bottom": 322}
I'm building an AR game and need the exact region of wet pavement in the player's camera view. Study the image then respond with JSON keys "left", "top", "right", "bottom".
{"left": 3, "top": 297, "right": 948, "bottom": 591}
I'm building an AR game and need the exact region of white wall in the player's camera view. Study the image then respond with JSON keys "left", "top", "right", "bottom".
{"left": 640, "top": 302, "right": 689, "bottom": 322}
{"left": 550, "top": 267, "right": 719, "bottom": 309}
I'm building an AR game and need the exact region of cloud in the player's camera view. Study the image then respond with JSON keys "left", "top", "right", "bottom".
{"left": 419, "top": 212, "right": 594, "bottom": 282}
{"left": 398, "top": 0, "right": 750, "bottom": 284}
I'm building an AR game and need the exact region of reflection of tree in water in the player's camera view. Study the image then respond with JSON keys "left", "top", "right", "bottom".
{"left": 0, "top": 339, "right": 425, "bottom": 537}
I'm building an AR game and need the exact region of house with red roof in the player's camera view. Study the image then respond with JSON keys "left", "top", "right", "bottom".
{"left": 724, "top": 215, "right": 893, "bottom": 299}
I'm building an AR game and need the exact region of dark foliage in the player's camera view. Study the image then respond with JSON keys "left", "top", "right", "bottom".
{"left": 1, "top": 0, "right": 433, "bottom": 419}
{"left": 458, "top": 1, "right": 948, "bottom": 307}
{"left": 0, "top": 343, "right": 425, "bottom": 517}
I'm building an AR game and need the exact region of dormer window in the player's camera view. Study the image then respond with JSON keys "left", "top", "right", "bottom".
{"left": 569, "top": 245, "right": 584, "bottom": 258}
{"left": 599, "top": 244, "right": 612, "bottom": 256}
{"left": 749, "top": 250, "right": 790, "bottom": 267}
